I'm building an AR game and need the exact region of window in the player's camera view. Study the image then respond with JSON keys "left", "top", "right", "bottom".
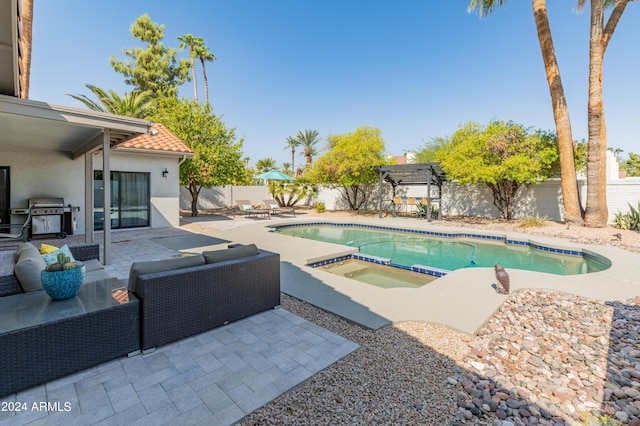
{"left": 94, "top": 171, "right": 150, "bottom": 231}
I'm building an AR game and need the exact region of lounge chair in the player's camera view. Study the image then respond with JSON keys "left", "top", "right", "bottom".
{"left": 234, "top": 200, "right": 270, "bottom": 219}
{"left": 263, "top": 200, "right": 296, "bottom": 217}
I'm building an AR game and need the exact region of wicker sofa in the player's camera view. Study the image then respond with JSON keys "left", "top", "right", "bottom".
{"left": 0, "top": 242, "right": 110, "bottom": 297}
{"left": 129, "top": 244, "right": 281, "bottom": 352}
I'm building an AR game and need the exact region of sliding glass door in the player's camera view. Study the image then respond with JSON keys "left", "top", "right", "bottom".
{"left": 94, "top": 171, "right": 150, "bottom": 231}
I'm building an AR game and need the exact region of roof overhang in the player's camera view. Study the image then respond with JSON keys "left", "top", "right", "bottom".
{"left": 114, "top": 147, "right": 195, "bottom": 158}
{"left": 0, "top": 94, "right": 152, "bottom": 159}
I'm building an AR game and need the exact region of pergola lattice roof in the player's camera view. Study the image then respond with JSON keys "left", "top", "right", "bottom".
{"left": 374, "top": 162, "right": 447, "bottom": 187}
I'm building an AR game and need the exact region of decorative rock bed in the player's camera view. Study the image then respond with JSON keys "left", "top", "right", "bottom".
{"left": 452, "top": 290, "right": 640, "bottom": 426}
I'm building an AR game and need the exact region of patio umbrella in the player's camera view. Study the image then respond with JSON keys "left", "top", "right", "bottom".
{"left": 254, "top": 169, "right": 294, "bottom": 181}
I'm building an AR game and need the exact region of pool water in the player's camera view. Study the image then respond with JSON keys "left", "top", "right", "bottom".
{"left": 320, "top": 259, "right": 436, "bottom": 289}
{"left": 276, "top": 224, "right": 610, "bottom": 276}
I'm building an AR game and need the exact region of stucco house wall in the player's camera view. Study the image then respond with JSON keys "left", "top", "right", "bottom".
{"left": 3, "top": 146, "right": 183, "bottom": 234}
{"left": 93, "top": 151, "right": 183, "bottom": 229}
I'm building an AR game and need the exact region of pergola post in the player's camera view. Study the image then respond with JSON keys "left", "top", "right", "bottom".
{"left": 426, "top": 168, "right": 432, "bottom": 222}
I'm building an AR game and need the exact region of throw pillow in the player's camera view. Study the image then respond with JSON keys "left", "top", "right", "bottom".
{"left": 128, "top": 254, "right": 205, "bottom": 293}
{"left": 242, "top": 204, "right": 254, "bottom": 211}
{"left": 42, "top": 244, "right": 76, "bottom": 265}
{"left": 203, "top": 244, "right": 258, "bottom": 264}
{"left": 15, "top": 243, "right": 47, "bottom": 292}
{"left": 270, "top": 204, "right": 279, "bottom": 209}
{"left": 39, "top": 243, "right": 59, "bottom": 254}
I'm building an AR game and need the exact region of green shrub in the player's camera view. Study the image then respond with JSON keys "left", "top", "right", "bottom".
{"left": 613, "top": 201, "right": 640, "bottom": 230}
{"left": 518, "top": 216, "right": 549, "bottom": 228}
{"left": 315, "top": 202, "right": 326, "bottom": 213}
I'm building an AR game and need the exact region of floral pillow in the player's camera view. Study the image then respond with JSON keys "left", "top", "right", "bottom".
{"left": 42, "top": 244, "right": 76, "bottom": 265}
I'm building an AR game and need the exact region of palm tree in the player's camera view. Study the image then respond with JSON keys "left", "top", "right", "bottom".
{"left": 255, "top": 158, "right": 277, "bottom": 173}
{"left": 19, "top": 0, "right": 33, "bottom": 98}
{"left": 282, "top": 162, "right": 292, "bottom": 174}
{"left": 295, "top": 129, "right": 321, "bottom": 166}
{"left": 468, "top": 0, "right": 583, "bottom": 224}
{"left": 194, "top": 43, "right": 216, "bottom": 104}
{"left": 579, "top": 0, "right": 630, "bottom": 226}
{"left": 468, "top": 0, "right": 632, "bottom": 227}
{"left": 284, "top": 136, "right": 300, "bottom": 173}
{"left": 177, "top": 34, "right": 204, "bottom": 102}
{"left": 68, "top": 84, "right": 155, "bottom": 118}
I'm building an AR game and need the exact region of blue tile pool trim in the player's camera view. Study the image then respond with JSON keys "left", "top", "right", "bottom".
{"left": 308, "top": 253, "right": 451, "bottom": 278}
{"left": 276, "top": 221, "right": 611, "bottom": 266}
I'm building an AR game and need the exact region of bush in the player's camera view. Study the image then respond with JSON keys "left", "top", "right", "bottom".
{"left": 612, "top": 201, "right": 640, "bottom": 230}
{"left": 518, "top": 216, "right": 549, "bottom": 228}
{"left": 315, "top": 202, "right": 326, "bottom": 213}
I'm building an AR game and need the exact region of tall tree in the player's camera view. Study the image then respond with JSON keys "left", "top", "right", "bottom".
{"left": 295, "top": 129, "right": 321, "bottom": 166}
{"left": 308, "top": 126, "right": 387, "bottom": 210}
{"left": 469, "top": 0, "right": 635, "bottom": 227}
{"left": 177, "top": 34, "right": 204, "bottom": 102}
{"left": 438, "top": 121, "right": 560, "bottom": 220}
{"left": 194, "top": 43, "right": 216, "bottom": 104}
{"left": 150, "top": 97, "right": 246, "bottom": 216}
{"left": 255, "top": 158, "right": 277, "bottom": 173}
{"left": 110, "top": 14, "right": 190, "bottom": 99}
{"left": 284, "top": 136, "right": 300, "bottom": 173}
{"left": 621, "top": 153, "right": 640, "bottom": 177}
{"left": 19, "top": 0, "right": 33, "bottom": 98}
{"left": 468, "top": 0, "right": 583, "bottom": 224}
{"left": 580, "top": 0, "right": 632, "bottom": 227}
{"left": 68, "top": 84, "right": 155, "bottom": 118}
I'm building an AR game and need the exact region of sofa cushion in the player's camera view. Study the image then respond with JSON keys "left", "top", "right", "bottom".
{"left": 14, "top": 243, "right": 47, "bottom": 292}
{"left": 39, "top": 243, "right": 59, "bottom": 254}
{"left": 203, "top": 244, "right": 258, "bottom": 264}
{"left": 128, "top": 254, "right": 205, "bottom": 293}
{"left": 42, "top": 244, "right": 76, "bottom": 265}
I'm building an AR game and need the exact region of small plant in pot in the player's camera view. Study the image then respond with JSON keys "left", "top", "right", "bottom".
{"left": 41, "top": 253, "right": 85, "bottom": 300}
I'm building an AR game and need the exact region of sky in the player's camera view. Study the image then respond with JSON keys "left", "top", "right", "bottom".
{"left": 29, "top": 1, "right": 639, "bottom": 168}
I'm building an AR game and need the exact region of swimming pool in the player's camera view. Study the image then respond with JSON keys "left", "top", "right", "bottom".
{"left": 274, "top": 223, "right": 611, "bottom": 276}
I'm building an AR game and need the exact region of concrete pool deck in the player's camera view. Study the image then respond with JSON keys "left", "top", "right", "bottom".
{"left": 183, "top": 215, "right": 640, "bottom": 334}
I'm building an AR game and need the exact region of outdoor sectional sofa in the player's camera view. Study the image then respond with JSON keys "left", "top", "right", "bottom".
{"left": 0, "top": 242, "right": 139, "bottom": 397}
{"left": 128, "top": 244, "right": 281, "bottom": 352}
{"left": 0, "top": 241, "right": 281, "bottom": 396}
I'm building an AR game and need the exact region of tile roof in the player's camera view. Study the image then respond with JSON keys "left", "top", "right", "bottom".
{"left": 117, "top": 123, "right": 193, "bottom": 156}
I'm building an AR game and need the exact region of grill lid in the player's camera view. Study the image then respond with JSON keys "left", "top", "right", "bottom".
{"left": 29, "top": 197, "right": 64, "bottom": 207}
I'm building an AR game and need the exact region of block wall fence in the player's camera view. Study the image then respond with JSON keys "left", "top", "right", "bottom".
{"left": 181, "top": 178, "right": 640, "bottom": 224}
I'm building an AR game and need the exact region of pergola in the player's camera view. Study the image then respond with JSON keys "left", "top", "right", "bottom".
{"left": 374, "top": 162, "right": 447, "bottom": 221}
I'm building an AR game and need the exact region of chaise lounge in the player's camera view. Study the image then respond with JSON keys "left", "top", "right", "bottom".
{"left": 234, "top": 200, "right": 271, "bottom": 219}
{"left": 263, "top": 199, "right": 296, "bottom": 217}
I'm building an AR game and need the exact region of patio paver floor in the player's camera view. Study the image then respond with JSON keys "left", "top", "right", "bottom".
{"left": 0, "top": 225, "right": 359, "bottom": 426}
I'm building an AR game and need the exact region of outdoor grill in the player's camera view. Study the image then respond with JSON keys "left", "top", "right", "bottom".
{"left": 28, "top": 197, "right": 78, "bottom": 239}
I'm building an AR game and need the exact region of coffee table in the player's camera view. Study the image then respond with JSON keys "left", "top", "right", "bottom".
{"left": 0, "top": 278, "right": 139, "bottom": 397}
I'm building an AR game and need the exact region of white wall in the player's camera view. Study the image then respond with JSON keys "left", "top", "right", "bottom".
{"left": 183, "top": 177, "right": 640, "bottom": 224}
{"left": 94, "top": 151, "right": 182, "bottom": 228}
{"left": 2, "top": 146, "right": 183, "bottom": 234}
{"left": 180, "top": 185, "right": 271, "bottom": 210}
{"left": 4, "top": 147, "right": 86, "bottom": 229}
